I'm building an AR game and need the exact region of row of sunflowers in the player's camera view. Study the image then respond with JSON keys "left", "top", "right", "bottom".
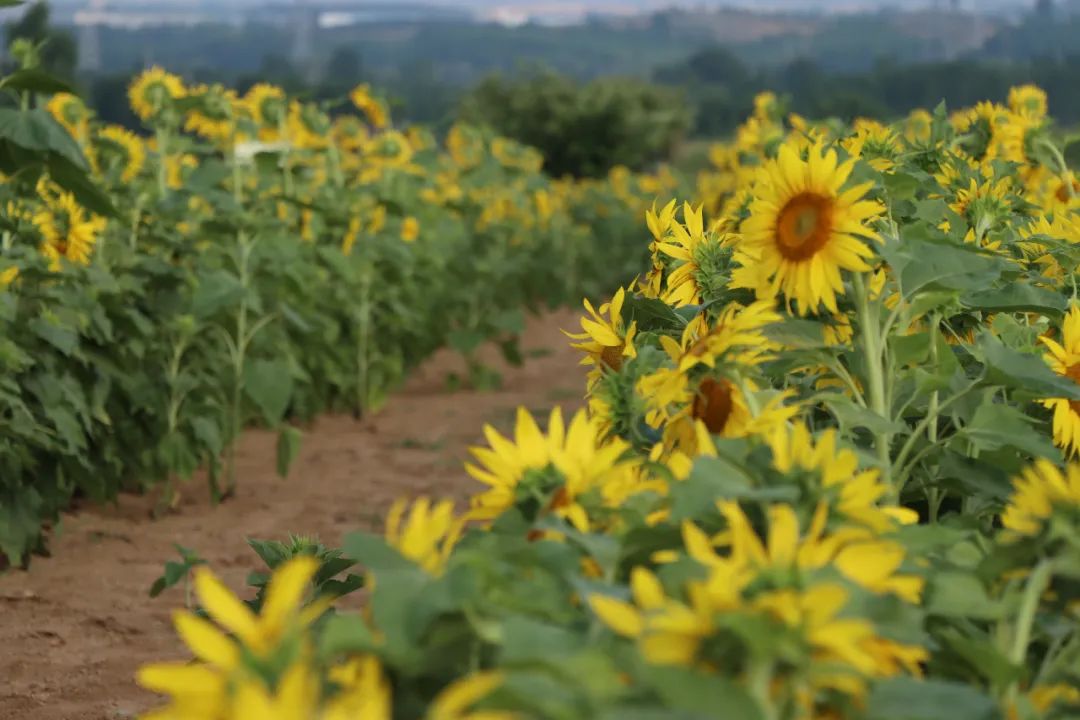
{"left": 0, "top": 62, "right": 676, "bottom": 567}
{"left": 141, "top": 85, "right": 1080, "bottom": 719}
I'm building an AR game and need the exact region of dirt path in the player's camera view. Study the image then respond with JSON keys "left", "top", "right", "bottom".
{"left": 0, "top": 310, "right": 586, "bottom": 720}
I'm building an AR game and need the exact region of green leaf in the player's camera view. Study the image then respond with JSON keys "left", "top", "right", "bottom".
{"left": 191, "top": 270, "right": 245, "bottom": 318}
{"left": 763, "top": 317, "right": 826, "bottom": 349}
{"left": 621, "top": 295, "right": 685, "bottom": 332}
{"left": 645, "top": 666, "right": 763, "bottom": 720}
{"left": 823, "top": 395, "right": 905, "bottom": 435}
{"left": 276, "top": 426, "right": 303, "bottom": 478}
{"left": 925, "top": 571, "right": 1003, "bottom": 620}
{"left": 962, "top": 284, "right": 1066, "bottom": 316}
{"left": 959, "top": 400, "right": 1056, "bottom": 458}
{"left": 499, "top": 616, "right": 583, "bottom": 663}
{"left": 46, "top": 153, "right": 118, "bottom": 218}
{"left": 341, "top": 532, "right": 413, "bottom": 574}
{"left": 447, "top": 328, "right": 485, "bottom": 355}
{"left": 30, "top": 315, "right": 78, "bottom": 355}
{"left": 317, "top": 614, "right": 377, "bottom": 657}
{"left": 0, "top": 69, "right": 75, "bottom": 95}
{"left": 883, "top": 236, "right": 1006, "bottom": 297}
{"left": 975, "top": 333, "right": 1080, "bottom": 399}
{"left": 243, "top": 359, "right": 294, "bottom": 426}
{"left": 867, "top": 678, "right": 999, "bottom": 720}
{"left": 0, "top": 108, "right": 86, "bottom": 169}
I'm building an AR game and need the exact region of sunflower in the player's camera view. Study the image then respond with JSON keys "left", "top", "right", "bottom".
{"left": 128, "top": 66, "right": 186, "bottom": 122}
{"left": 1040, "top": 306, "right": 1080, "bottom": 458}
{"left": 653, "top": 202, "right": 735, "bottom": 307}
{"left": 1001, "top": 458, "right": 1080, "bottom": 537}
{"left": 184, "top": 84, "right": 239, "bottom": 145}
{"left": 33, "top": 192, "right": 107, "bottom": 270}
{"left": 841, "top": 119, "right": 899, "bottom": 173}
{"left": 350, "top": 84, "right": 390, "bottom": 130}
{"left": 97, "top": 125, "right": 146, "bottom": 183}
{"left": 465, "top": 406, "right": 635, "bottom": 531}
{"left": 637, "top": 301, "right": 795, "bottom": 448}
{"left": 385, "top": 497, "right": 466, "bottom": 575}
{"left": 46, "top": 92, "right": 89, "bottom": 141}
{"left": 903, "top": 108, "right": 933, "bottom": 145}
{"left": 735, "top": 141, "right": 883, "bottom": 316}
{"left": 1008, "top": 84, "right": 1049, "bottom": 122}
{"left": 244, "top": 83, "right": 287, "bottom": 141}
{"left": 286, "top": 101, "right": 331, "bottom": 151}
{"left": 641, "top": 199, "right": 677, "bottom": 299}
{"left": 564, "top": 285, "right": 638, "bottom": 388}
{"left": 766, "top": 422, "right": 919, "bottom": 533}
{"left": 400, "top": 216, "right": 420, "bottom": 243}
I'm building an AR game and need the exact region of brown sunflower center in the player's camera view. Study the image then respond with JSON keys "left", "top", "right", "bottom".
{"left": 1056, "top": 180, "right": 1080, "bottom": 204}
{"left": 776, "top": 192, "right": 834, "bottom": 261}
{"left": 600, "top": 343, "right": 625, "bottom": 371}
{"left": 692, "top": 378, "right": 734, "bottom": 434}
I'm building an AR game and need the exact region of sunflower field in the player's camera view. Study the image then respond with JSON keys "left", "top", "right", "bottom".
{"left": 0, "top": 58, "right": 675, "bottom": 566}
{"left": 125, "top": 85, "right": 1080, "bottom": 719}
{"left": 4, "top": 43, "right": 1080, "bottom": 720}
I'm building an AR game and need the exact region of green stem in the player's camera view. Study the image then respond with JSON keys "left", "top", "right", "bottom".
{"left": 156, "top": 127, "right": 170, "bottom": 198}
{"left": 747, "top": 660, "right": 778, "bottom": 720}
{"left": 854, "top": 272, "right": 892, "bottom": 489}
{"left": 1005, "top": 559, "right": 1054, "bottom": 704}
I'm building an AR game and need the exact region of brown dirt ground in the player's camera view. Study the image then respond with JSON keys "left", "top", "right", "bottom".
{"left": 0, "top": 310, "right": 586, "bottom": 720}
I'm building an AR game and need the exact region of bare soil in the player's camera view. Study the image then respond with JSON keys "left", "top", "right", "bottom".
{"left": 0, "top": 310, "right": 585, "bottom": 720}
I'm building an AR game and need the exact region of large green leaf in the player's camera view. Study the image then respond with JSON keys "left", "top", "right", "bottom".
{"left": 867, "top": 678, "right": 999, "bottom": 720}
{"left": 975, "top": 333, "right": 1080, "bottom": 399}
{"left": 243, "top": 358, "right": 293, "bottom": 426}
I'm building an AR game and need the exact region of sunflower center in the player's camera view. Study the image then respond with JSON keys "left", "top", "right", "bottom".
{"left": 600, "top": 343, "right": 625, "bottom": 371}
{"left": 692, "top": 378, "right": 734, "bottom": 434}
{"left": 1056, "top": 180, "right": 1080, "bottom": 204}
{"left": 776, "top": 192, "right": 834, "bottom": 261}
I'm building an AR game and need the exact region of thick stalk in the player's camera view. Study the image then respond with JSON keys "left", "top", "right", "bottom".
{"left": 225, "top": 235, "right": 252, "bottom": 498}
{"left": 1005, "top": 560, "right": 1054, "bottom": 704}
{"left": 156, "top": 127, "right": 170, "bottom": 198}
{"left": 853, "top": 272, "right": 892, "bottom": 488}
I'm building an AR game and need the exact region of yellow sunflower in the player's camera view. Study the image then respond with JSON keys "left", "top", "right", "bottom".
{"left": 46, "top": 92, "right": 90, "bottom": 141}
{"left": 735, "top": 141, "right": 883, "bottom": 315}
{"left": 1008, "top": 84, "right": 1048, "bottom": 122}
{"left": 653, "top": 202, "right": 735, "bottom": 307}
{"left": 33, "top": 192, "right": 107, "bottom": 270}
{"left": 350, "top": 84, "right": 390, "bottom": 130}
{"left": 464, "top": 406, "right": 634, "bottom": 531}
{"left": 245, "top": 83, "right": 287, "bottom": 140}
{"left": 1040, "top": 306, "right": 1080, "bottom": 458}
{"left": 564, "top": 285, "right": 638, "bottom": 387}
{"left": 400, "top": 216, "right": 420, "bottom": 243}
{"left": 841, "top": 118, "right": 899, "bottom": 173}
{"left": 97, "top": 125, "right": 146, "bottom": 183}
{"left": 128, "top": 66, "right": 186, "bottom": 122}
{"left": 1001, "top": 458, "right": 1080, "bottom": 537}
{"left": 385, "top": 497, "right": 466, "bottom": 575}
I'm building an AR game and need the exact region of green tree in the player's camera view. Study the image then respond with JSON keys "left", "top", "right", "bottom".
{"left": 4, "top": 1, "right": 77, "bottom": 81}
{"left": 459, "top": 71, "right": 690, "bottom": 178}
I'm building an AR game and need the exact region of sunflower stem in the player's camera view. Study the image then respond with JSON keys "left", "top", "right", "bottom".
{"left": 747, "top": 660, "right": 778, "bottom": 720}
{"left": 853, "top": 272, "right": 892, "bottom": 490}
{"left": 1005, "top": 559, "right": 1054, "bottom": 704}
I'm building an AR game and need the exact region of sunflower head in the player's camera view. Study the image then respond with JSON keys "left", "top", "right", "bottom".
{"left": 1008, "top": 84, "right": 1049, "bottom": 122}
{"left": 1001, "top": 459, "right": 1080, "bottom": 539}
{"left": 735, "top": 141, "right": 883, "bottom": 316}
{"left": 129, "top": 66, "right": 186, "bottom": 122}
{"left": 245, "top": 83, "right": 288, "bottom": 136}
{"left": 96, "top": 125, "right": 146, "bottom": 184}
{"left": 32, "top": 191, "right": 106, "bottom": 270}
{"left": 46, "top": 93, "right": 90, "bottom": 140}
{"left": 350, "top": 84, "right": 390, "bottom": 129}
{"left": 1040, "top": 306, "right": 1080, "bottom": 459}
